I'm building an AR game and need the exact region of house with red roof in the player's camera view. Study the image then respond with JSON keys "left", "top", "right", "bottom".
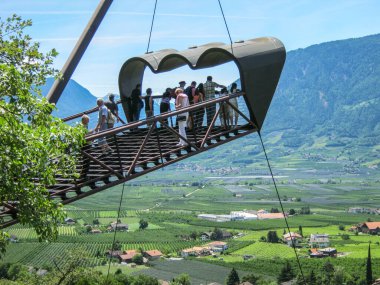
{"left": 143, "top": 250, "right": 163, "bottom": 260}
{"left": 359, "top": 222, "right": 380, "bottom": 234}
{"left": 118, "top": 250, "right": 139, "bottom": 263}
{"left": 283, "top": 232, "right": 303, "bottom": 247}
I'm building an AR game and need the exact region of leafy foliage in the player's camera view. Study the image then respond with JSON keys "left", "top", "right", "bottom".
{"left": 277, "top": 261, "right": 294, "bottom": 283}
{"left": 226, "top": 267, "right": 240, "bottom": 285}
{"left": 139, "top": 219, "right": 149, "bottom": 230}
{"left": 0, "top": 15, "right": 85, "bottom": 254}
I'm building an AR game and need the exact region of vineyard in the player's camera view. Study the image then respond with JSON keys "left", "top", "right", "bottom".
{"left": 1, "top": 240, "right": 204, "bottom": 268}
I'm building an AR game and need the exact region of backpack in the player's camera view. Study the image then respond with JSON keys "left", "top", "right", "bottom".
{"left": 107, "top": 108, "right": 115, "bottom": 124}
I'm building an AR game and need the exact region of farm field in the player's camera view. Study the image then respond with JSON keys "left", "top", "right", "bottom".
{"left": 2, "top": 157, "right": 380, "bottom": 283}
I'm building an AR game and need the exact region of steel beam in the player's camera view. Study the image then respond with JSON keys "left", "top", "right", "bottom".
{"left": 47, "top": 0, "right": 113, "bottom": 104}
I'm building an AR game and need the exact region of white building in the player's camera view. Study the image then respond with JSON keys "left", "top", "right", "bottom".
{"left": 230, "top": 211, "right": 258, "bottom": 220}
{"left": 310, "top": 234, "right": 330, "bottom": 248}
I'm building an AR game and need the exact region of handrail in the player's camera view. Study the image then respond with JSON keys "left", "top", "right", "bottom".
{"left": 85, "top": 92, "right": 245, "bottom": 142}
{"left": 62, "top": 95, "right": 163, "bottom": 122}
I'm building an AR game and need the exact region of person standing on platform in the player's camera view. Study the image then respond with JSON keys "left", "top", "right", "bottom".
{"left": 185, "top": 81, "right": 196, "bottom": 130}
{"left": 179, "top": 80, "right": 186, "bottom": 91}
{"left": 175, "top": 88, "right": 190, "bottom": 147}
{"left": 130, "top": 83, "right": 142, "bottom": 122}
{"left": 104, "top": 93, "right": 119, "bottom": 128}
{"left": 160, "top": 88, "right": 172, "bottom": 127}
{"left": 194, "top": 83, "right": 205, "bottom": 130}
{"left": 144, "top": 88, "right": 154, "bottom": 119}
{"left": 95, "top": 98, "right": 112, "bottom": 154}
{"left": 228, "top": 82, "right": 240, "bottom": 127}
{"left": 204, "top": 76, "right": 225, "bottom": 125}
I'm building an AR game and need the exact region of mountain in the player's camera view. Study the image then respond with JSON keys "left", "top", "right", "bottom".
{"left": 262, "top": 33, "right": 380, "bottom": 143}
{"left": 40, "top": 78, "right": 97, "bottom": 119}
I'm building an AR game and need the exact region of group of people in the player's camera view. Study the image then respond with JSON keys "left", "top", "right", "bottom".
{"left": 82, "top": 75, "right": 240, "bottom": 152}
{"left": 151, "top": 76, "right": 240, "bottom": 146}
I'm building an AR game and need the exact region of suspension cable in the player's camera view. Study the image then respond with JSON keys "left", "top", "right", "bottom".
{"left": 146, "top": 0, "right": 158, "bottom": 53}
{"left": 106, "top": 182, "right": 127, "bottom": 282}
{"left": 217, "top": 0, "right": 234, "bottom": 54}
{"left": 257, "top": 131, "right": 307, "bottom": 284}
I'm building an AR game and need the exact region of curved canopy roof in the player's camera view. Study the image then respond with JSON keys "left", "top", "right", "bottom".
{"left": 118, "top": 37, "right": 286, "bottom": 129}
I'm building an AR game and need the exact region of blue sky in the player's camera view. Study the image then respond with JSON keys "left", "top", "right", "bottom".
{"left": 1, "top": 0, "right": 380, "bottom": 97}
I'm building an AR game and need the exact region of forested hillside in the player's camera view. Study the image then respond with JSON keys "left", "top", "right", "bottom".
{"left": 263, "top": 33, "right": 380, "bottom": 143}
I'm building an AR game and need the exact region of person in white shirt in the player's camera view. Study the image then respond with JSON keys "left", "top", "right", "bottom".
{"left": 95, "top": 98, "right": 112, "bottom": 154}
{"left": 175, "top": 88, "right": 190, "bottom": 147}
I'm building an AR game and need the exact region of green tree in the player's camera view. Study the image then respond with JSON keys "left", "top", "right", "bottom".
{"left": 321, "top": 260, "right": 334, "bottom": 284}
{"left": 366, "top": 243, "right": 372, "bottom": 285}
{"left": 332, "top": 266, "right": 345, "bottom": 285}
{"left": 172, "top": 273, "right": 191, "bottom": 285}
{"left": 139, "top": 219, "right": 148, "bottom": 230}
{"left": 211, "top": 228, "right": 223, "bottom": 240}
{"left": 277, "top": 261, "right": 294, "bottom": 283}
{"left": 298, "top": 225, "right": 303, "bottom": 236}
{"left": 0, "top": 15, "right": 85, "bottom": 253}
{"left": 226, "top": 268, "right": 240, "bottom": 285}
{"left": 289, "top": 209, "right": 296, "bottom": 215}
{"left": 308, "top": 270, "right": 317, "bottom": 285}
{"left": 6, "top": 263, "right": 25, "bottom": 281}
{"left": 267, "top": 231, "right": 279, "bottom": 243}
{"left": 132, "top": 254, "right": 144, "bottom": 265}
{"left": 190, "top": 231, "right": 197, "bottom": 240}
{"left": 130, "top": 274, "right": 159, "bottom": 285}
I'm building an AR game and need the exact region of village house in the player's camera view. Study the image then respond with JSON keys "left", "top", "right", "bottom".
{"left": 200, "top": 232, "right": 213, "bottom": 241}
{"left": 222, "top": 231, "right": 232, "bottom": 239}
{"left": 118, "top": 250, "right": 138, "bottom": 263}
{"left": 320, "top": 247, "right": 337, "bottom": 257}
{"left": 108, "top": 222, "right": 129, "bottom": 231}
{"left": 143, "top": 250, "right": 163, "bottom": 260}
{"left": 180, "top": 246, "right": 210, "bottom": 257}
{"left": 309, "top": 234, "right": 330, "bottom": 248}
{"left": 105, "top": 250, "right": 123, "bottom": 258}
{"left": 64, "top": 218, "right": 76, "bottom": 225}
{"left": 309, "top": 248, "right": 324, "bottom": 258}
{"left": 309, "top": 247, "right": 337, "bottom": 258}
{"left": 207, "top": 241, "right": 228, "bottom": 252}
{"left": 358, "top": 222, "right": 380, "bottom": 235}
{"left": 283, "top": 232, "right": 303, "bottom": 247}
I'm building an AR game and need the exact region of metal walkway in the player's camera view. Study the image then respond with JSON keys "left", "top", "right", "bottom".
{"left": 0, "top": 93, "right": 257, "bottom": 228}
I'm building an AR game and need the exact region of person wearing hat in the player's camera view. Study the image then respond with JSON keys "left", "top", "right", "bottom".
{"left": 179, "top": 80, "right": 186, "bottom": 91}
{"left": 105, "top": 93, "right": 119, "bottom": 128}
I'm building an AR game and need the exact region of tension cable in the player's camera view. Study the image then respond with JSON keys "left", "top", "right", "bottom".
{"left": 258, "top": 131, "right": 307, "bottom": 284}
{"left": 146, "top": 0, "right": 158, "bottom": 53}
{"left": 217, "top": 0, "right": 234, "bottom": 54}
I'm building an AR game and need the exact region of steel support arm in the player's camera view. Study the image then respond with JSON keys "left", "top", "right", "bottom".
{"left": 47, "top": 0, "right": 113, "bottom": 104}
